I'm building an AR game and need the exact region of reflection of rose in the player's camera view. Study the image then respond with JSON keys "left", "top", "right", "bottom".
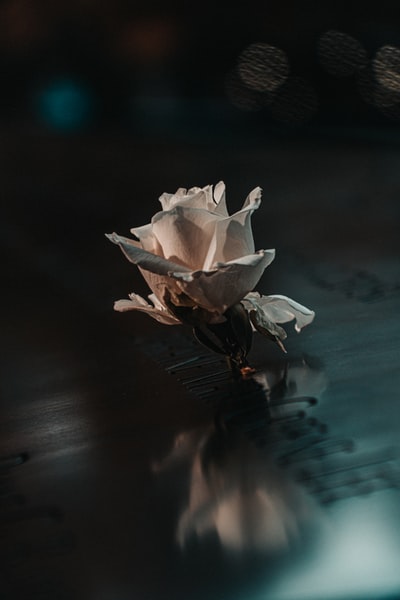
{"left": 159, "top": 426, "right": 318, "bottom": 553}
{"left": 254, "top": 359, "right": 328, "bottom": 401}
{"left": 153, "top": 359, "right": 325, "bottom": 553}
{"left": 107, "top": 183, "right": 314, "bottom": 342}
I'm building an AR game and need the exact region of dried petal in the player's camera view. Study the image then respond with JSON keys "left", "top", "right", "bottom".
{"left": 114, "top": 293, "right": 180, "bottom": 325}
{"left": 243, "top": 292, "right": 315, "bottom": 333}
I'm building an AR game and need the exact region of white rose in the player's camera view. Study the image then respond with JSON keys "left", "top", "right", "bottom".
{"left": 107, "top": 182, "right": 314, "bottom": 347}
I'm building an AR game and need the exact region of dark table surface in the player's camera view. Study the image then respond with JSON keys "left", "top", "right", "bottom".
{"left": 1, "top": 130, "right": 400, "bottom": 600}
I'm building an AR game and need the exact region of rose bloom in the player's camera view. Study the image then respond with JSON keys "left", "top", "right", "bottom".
{"left": 107, "top": 182, "right": 314, "bottom": 344}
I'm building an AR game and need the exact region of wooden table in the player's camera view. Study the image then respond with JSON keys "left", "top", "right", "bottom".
{"left": 1, "top": 132, "right": 399, "bottom": 599}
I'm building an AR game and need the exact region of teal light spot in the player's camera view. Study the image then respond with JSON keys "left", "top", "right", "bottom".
{"left": 36, "top": 78, "right": 93, "bottom": 131}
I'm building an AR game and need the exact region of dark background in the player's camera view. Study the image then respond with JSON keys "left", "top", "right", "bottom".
{"left": 1, "top": 3, "right": 400, "bottom": 600}
{"left": 2, "top": 0, "right": 400, "bottom": 135}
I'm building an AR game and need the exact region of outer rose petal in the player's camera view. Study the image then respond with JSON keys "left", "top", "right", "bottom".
{"left": 248, "top": 307, "right": 288, "bottom": 344}
{"left": 137, "top": 268, "right": 185, "bottom": 307}
{"left": 202, "top": 186, "right": 261, "bottom": 270}
{"left": 243, "top": 293, "right": 315, "bottom": 332}
{"left": 242, "top": 186, "right": 262, "bottom": 209}
{"left": 171, "top": 249, "right": 275, "bottom": 315}
{"left": 106, "top": 232, "right": 191, "bottom": 275}
{"left": 130, "top": 223, "right": 163, "bottom": 255}
{"left": 106, "top": 232, "right": 190, "bottom": 303}
{"left": 114, "top": 293, "right": 180, "bottom": 325}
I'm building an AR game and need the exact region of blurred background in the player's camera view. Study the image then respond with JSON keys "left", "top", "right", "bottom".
{"left": 2, "top": 3, "right": 400, "bottom": 600}
{"left": 2, "top": 0, "right": 400, "bottom": 137}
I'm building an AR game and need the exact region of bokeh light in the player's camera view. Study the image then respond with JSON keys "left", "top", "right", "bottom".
{"left": 318, "top": 30, "right": 367, "bottom": 77}
{"left": 357, "top": 64, "right": 400, "bottom": 109}
{"left": 269, "top": 77, "right": 318, "bottom": 125}
{"left": 373, "top": 45, "right": 400, "bottom": 93}
{"left": 35, "top": 78, "right": 94, "bottom": 131}
{"left": 1, "top": 3, "right": 399, "bottom": 133}
{"left": 238, "top": 42, "right": 289, "bottom": 92}
{"left": 0, "top": 0, "right": 46, "bottom": 51}
{"left": 115, "top": 16, "right": 179, "bottom": 65}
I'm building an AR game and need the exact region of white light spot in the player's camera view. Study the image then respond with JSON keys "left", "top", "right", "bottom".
{"left": 373, "top": 45, "right": 400, "bottom": 92}
{"left": 357, "top": 64, "right": 400, "bottom": 113}
{"left": 238, "top": 42, "right": 289, "bottom": 92}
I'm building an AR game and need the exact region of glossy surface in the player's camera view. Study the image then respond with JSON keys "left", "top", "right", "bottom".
{"left": 1, "top": 134, "right": 400, "bottom": 599}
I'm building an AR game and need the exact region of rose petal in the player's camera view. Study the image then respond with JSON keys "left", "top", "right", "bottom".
{"left": 158, "top": 187, "right": 186, "bottom": 211}
{"left": 151, "top": 206, "right": 218, "bottom": 270}
{"left": 242, "top": 186, "right": 262, "bottom": 209}
{"left": 212, "top": 181, "right": 228, "bottom": 216}
{"left": 136, "top": 269, "right": 182, "bottom": 306}
{"left": 243, "top": 292, "right": 315, "bottom": 332}
{"left": 114, "top": 293, "right": 180, "bottom": 325}
{"left": 248, "top": 307, "right": 288, "bottom": 341}
{"left": 171, "top": 249, "right": 275, "bottom": 314}
{"left": 246, "top": 306, "right": 289, "bottom": 351}
{"left": 202, "top": 187, "right": 261, "bottom": 269}
{"left": 147, "top": 293, "right": 166, "bottom": 311}
{"left": 107, "top": 232, "right": 191, "bottom": 303}
{"left": 159, "top": 185, "right": 214, "bottom": 212}
{"left": 221, "top": 250, "right": 275, "bottom": 268}
{"left": 130, "top": 223, "right": 163, "bottom": 255}
{"left": 106, "top": 232, "right": 191, "bottom": 275}
{"left": 158, "top": 182, "right": 229, "bottom": 215}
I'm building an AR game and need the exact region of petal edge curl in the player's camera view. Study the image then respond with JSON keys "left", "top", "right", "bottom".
{"left": 243, "top": 293, "right": 315, "bottom": 333}
{"left": 106, "top": 232, "right": 191, "bottom": 275}
{"left": 114, "top": 293, "right": 180, "bottom": 325}
{"left": 170, "top": 249, "right": 275, "bottom": 314}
